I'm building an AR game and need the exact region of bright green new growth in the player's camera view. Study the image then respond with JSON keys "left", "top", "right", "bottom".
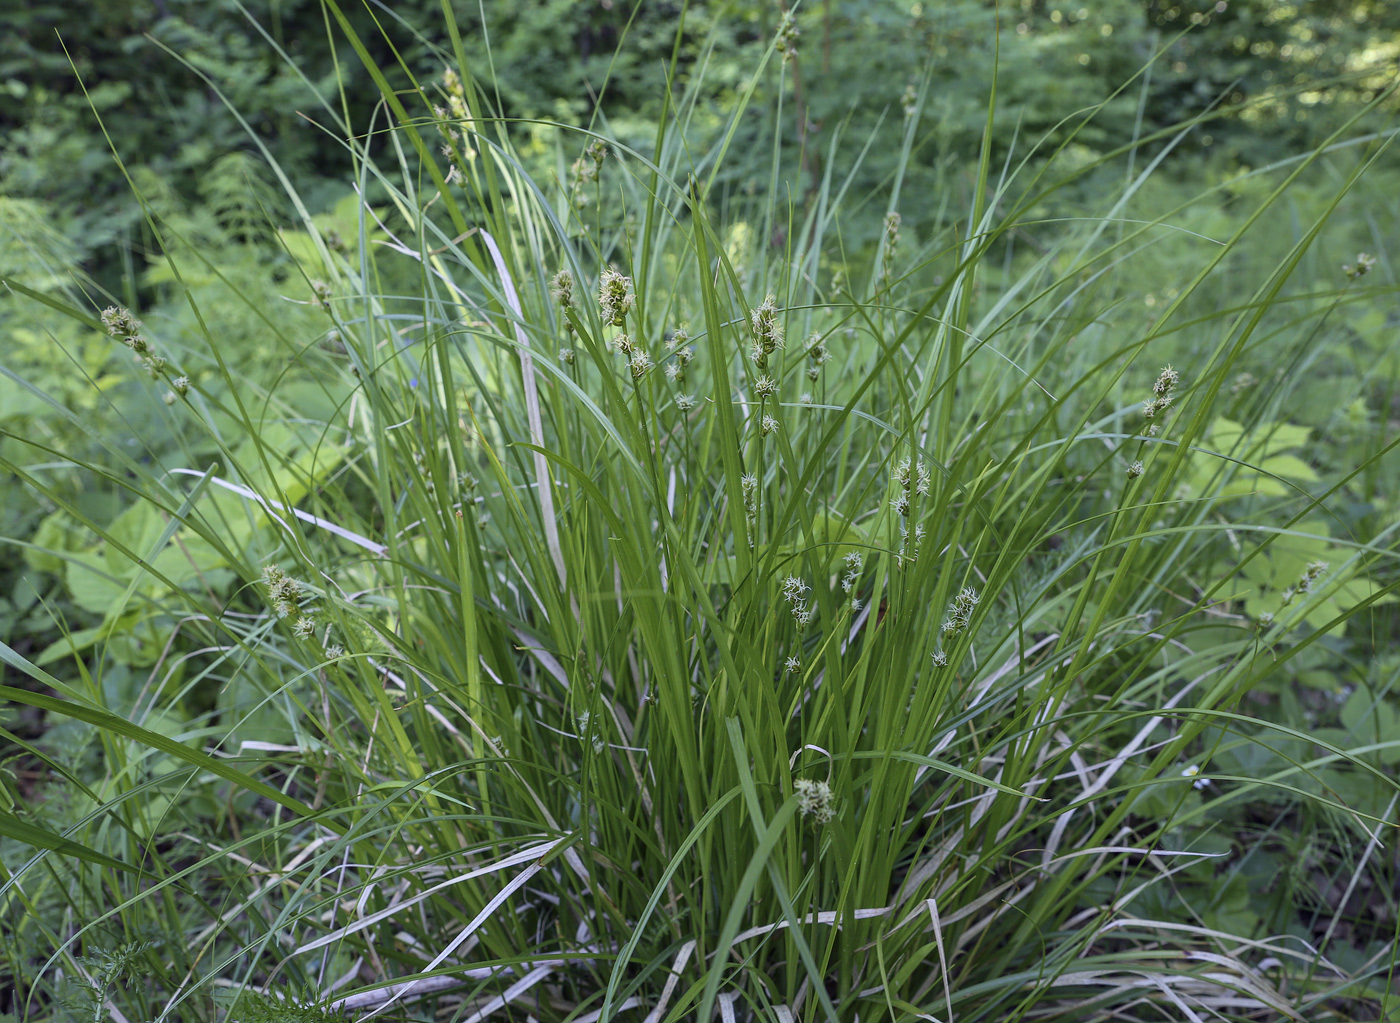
{"left": 1, "top": 5, "right": 1398, "bottom": 1023}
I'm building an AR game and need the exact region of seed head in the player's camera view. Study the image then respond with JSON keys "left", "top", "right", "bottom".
{"left": 442, "top": 67, "right": 463, "bottom": 100}
{"left": 1127, "top": 460, "right": 1144, "bottom": 479}
{"left": 598, "top": 266, "right": 634, "bottom": 326}
{"left": 1299, "top": 560, "right": 1328, "bottom": 594}
{"left": 782, "top": 575, "right": 813, "bottom": 630}
{"left": 841, "top": 555, "right": 862, "bottom": 594}
{"left": 262, "top": 565, "right": 302, "bottom": 611}
{"left": 775, "top": 12, "right": 800, "bottom": 63}
{"left": 781, "top": 575, "right": 809, "bottom": 603}
{"left": 897, "top": 522, "right": 925, "bottom": 568}
{"left": 941, "top": 587, "right": 980, "bottom": 635}
{"left": 551, "top": 269, "right": 574, "bottom": 309}
{"left": 895, "top": 457, "right": 931, "bottom": 497}
{"left": 675, "top": 393, "right": 697, "bottom": 411}
{"left": 101, "top": 306, "right": 143, "bottom": 339}
{"left": 102, "top": 305, "right": 170, "bottom": 378}
{"left": 880, "top": 211, "right": 902, "bottom": 286}
{"left": 1142, "top": 365, "right": 1181, "bottom": 427}
{"left": 741, "top": 472, "right": 759, "bottom": 515}
{"left": 568, "top": 141, "right": 608, "bottom": 204}
{"left": 794, "top": 778, "right": 834, "bottom": 823}
{"left": 754, "top": 375, "right": 778, "bottom": 398}
{"left": 750, "top": 294, "right": 785, "bottom": 367}
{"left": 901, "top": 82, "right": 918, "bottom": 119}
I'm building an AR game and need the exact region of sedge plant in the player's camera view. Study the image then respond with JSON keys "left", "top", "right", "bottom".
{"left": 1, "top": 5, "right": 1398, "bottom": 1022}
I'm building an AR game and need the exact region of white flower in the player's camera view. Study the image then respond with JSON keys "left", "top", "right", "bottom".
{"left": 1180, "top": 765, "right": 1211, "bottom": 790}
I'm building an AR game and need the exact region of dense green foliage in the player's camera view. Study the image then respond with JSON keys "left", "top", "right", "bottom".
{"left": 5, "top": 0, "right": 1399, "bottom": 278}
{"left": 2, "top": 2, "right": 1399, "bottom": 1021}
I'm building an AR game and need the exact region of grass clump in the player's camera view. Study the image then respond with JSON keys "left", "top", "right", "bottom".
{"left": 1, "top": 7, "right": 1398, "bottom": 1022}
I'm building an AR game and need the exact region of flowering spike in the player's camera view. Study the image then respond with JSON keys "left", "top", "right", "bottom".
{"left": 794, "top": 778, "right": 833, "bottom": 823}
{"left": 599, "top": 266, "right": 634, "bottom": 326}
